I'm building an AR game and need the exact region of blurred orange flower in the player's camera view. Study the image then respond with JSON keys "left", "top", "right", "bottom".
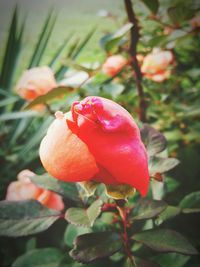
{"left": 102, "top": 55, "right": 127, "bottom": 77}
{"left": 16, "top": 66, "right": 57, "bottom": 101}
{"left": 141, "top": 49, "right": 174, "bottom": 82}
{"left": 6, "top": 169, "right": 64, "bottom": 211}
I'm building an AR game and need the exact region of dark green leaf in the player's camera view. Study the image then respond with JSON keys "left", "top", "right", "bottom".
{"left": 168, "top": 5, "right": 194, "bottom": 24}
{"left": 131, "top": 198, "right": 167, "bottom": 220}
{"left": 64, "top": 224, "right": 91, "bottom": 247}
{"left": 179, "top": 191, "right": 200, "bottom": 213}
{"left": 24, "top": 86, "right": 73, "bottom": 109}
{"left": 155, "top": 206, "right": 181, "bottom": 225}
{"left": 0, "top": 200, "right": 61, "bottom": 237}
{"left": 153, "top": 253, "right": 190, "bottom": 267}
{"left": 65, "top": 199, "right": 103, "bottom": 227}
{"left": 100, "top": 23, "right": 133, "bottom": 53}
{"left": 134, "top": 257, "right": 160, "bottom": 267}
{"left": 141, "top": 124, "right": 167, "bottom": 156}
{"left": 12, "top": 248, "right": 63, "bottom": 267}
{"left": 31, "top": 173, "right": 80, "bottom": 203}
{"left": 141, "top": 0, "right": 159, "bottom": 14}
{"left": 0, "top": 6, "right": 24, "bottom": 90}
{"left": 132, "top": 229, "right": 198, "bottom": 255}
{"left": 149, "top": 156, "right": 180, "bottom": 176}
{"left": 70, "top": 232, "right": 122, "bottom": 263}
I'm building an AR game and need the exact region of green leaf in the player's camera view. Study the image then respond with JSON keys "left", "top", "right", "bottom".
{"left": 102, "top": 83, "right": 125, "bottom": 98}
{"left": 56, "top": 28, "right": 96, "bottom": 80}
{"left": 149, "top": 156, "right": 180, "bottom": 176}
{"left": 12, "top": 248, "right": 63, "bottom": 267}
{"left": 28, "top": 10, "right": 57, "bottom": 68}
{"left": 0, "top": 200, "right": 61, "bottom": 237}
{"left": 0, "top": 6, "right": 24, "bottom": 90}
{"left": 140, "top": 0, "right": 159, "bottom": 14}
{"left": 141, "top": 124, "right": 167, "bottom": 156}
{"left": 49, "top": 34, "right": 73, "bottom": 68}
{"left": 134, "top": 257, "right": 160, "bottom": 267}
{"left": 24, "top": 86, "right": 73, "bottom": 109}
{"left": 65, "top": 199, "right": 103, "bottom": 227}
{"left": 131, "top": 198, "right": 167, "bottom": 220}
{"left": 165, "top": 176, "right": 180, "bottom": 193}
{"left": 105, "top": 184, "right": 135, "bottom": 200}
{"left": 100, "top": 23, "right": 133, "bottom": 53}
{"left": 0, "top": 111, "right": 39, "bottom": 121}
{"left": 168, "top": 5, "right": 194, "bottom": 25}
{"left": 64, "top": 224, "right": 91, "bottom": 248}
{"left": 132, "top": 229, "right": 198, "bottom": 255}
{"left": 179, "top": 191, "right": 200, "bottom": 213}
{"left": 155, "top": 206, "right": 181, "bottom": 225}
{"left": 0, "top": 96, "right": 18, "bottom": 107}
{"left": 69, "top": 232, "right": 122, "bottom": 263}
{"left": 31, "top": 173, "right": 80, "bottom": 203}
{"left": 153, "top": 253, "right": 190, "bottom": 267}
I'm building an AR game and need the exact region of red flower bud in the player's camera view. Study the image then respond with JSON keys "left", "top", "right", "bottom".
{"left": 40, "top": 97, "right": 149, "bottom": 196}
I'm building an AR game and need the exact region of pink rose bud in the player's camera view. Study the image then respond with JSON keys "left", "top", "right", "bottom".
{"left": 102, "top": 55, "right": 128, "bottom": 77}
{"left": 40, "top": 97, "right": 149, "bottom": 197}
{"left": 16, "top": 66, "right": 57, "bottom": 101}
{"left": 141, "top": 49, "right": 174, "bottom": 82}
{"left": 6, "top": 169, "right": 64, "bottom": 211}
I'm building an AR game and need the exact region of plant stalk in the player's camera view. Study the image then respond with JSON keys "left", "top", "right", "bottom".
{"left": 124, "top": 0, "right": 147, "bottom": 122}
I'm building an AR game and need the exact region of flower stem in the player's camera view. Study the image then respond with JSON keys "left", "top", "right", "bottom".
{"left": 116, "top": 202, "right": 137, "bottom": 267}
{"left": 124, "top": 0, "right": 147, "bottom": 122}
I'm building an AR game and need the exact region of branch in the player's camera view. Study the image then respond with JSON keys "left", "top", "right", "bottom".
{"left": 124, "top": 0, "right": 147, "bottom": 122}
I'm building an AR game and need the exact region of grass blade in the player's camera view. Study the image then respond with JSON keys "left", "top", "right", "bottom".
{"left": 28, "top": 10, "right": 57, "bottom": 68}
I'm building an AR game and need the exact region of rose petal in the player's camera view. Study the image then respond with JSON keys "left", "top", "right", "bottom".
{"left": 39, "top": 112, "right": 99, "bottom": 182}
{"left": 68, "top": 97, "right": 149, "bottom": 196}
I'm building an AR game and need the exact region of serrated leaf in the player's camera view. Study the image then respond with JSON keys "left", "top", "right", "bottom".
{"left": 141, "top": 0, "right": 159, "bottom": 14}
{"left": 179, "top": 191, "right": 200, "bottom": 213}
{"left": 12, "top": 248, "right": 63, "bottom": 267}
{"left": 132, "top": 229, "right": 198, "bottom": 255}
{"left": 65, "top": 199, "right": 103, "bottom": 227}
{"left": 0, "top": 200, "right": 61, "bottom": 237}
{"left": 100, "top": 23, "right": 133, "bottom": 53}
{"left": 78, "top": 181, "right": 99, "bottom": 197}
{"left": 105, "top": 184, "right": 135, "bottom": 200}
{"left": 69, "top": 232, "right": 122, "bottom": 263}
{"left": 149, "top": 156, "right": 180, "bottom": 176}
{"left": 24, "top": 86, "right": 73, "bottom": 110}
{"left": 131, "top": 198, "right": 167, "bottom": 220}
{"left": 155, "top": 206, "right": 181, "bottom": 225}
{"left": 141, "top": 124, "right": 167, "bottom": 156}
{"left": 31, "top": 173, "right": 80, "bottom": 203}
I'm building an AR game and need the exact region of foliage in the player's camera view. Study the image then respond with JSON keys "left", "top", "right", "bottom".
{"left": 0, "top": 1, "right": 200, "bottom": 267}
